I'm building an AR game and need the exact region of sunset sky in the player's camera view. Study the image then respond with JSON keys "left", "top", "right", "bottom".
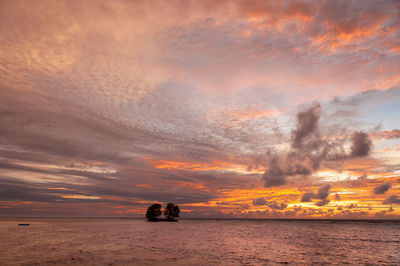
{"left": 1, "top": 0, "right": 400, "bottom": 218}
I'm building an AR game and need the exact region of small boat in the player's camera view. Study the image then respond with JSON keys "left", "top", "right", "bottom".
{"left": 18, "top": 224, "right": 30, "bottom": 226}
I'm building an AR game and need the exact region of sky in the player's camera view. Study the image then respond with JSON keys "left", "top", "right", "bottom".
{"left": 1, "top": 0, "right": 400, "bottom": 219}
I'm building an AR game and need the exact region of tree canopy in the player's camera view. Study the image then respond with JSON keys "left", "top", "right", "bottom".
{"left": 164, "top": 203, "right": 180, "bottom": 221}
{"left": 145, "top": 203, "right": 162, "bottom": 221}
{"left": 145, "top": 203, "right": 180, "bottom": 221}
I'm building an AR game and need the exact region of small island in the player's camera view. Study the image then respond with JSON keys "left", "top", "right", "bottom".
{"left": 146, "top": 203, "right": 180, "bottom": 222}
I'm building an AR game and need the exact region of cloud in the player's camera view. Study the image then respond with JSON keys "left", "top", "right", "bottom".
{"left": 262, "top": 156, "right": 286, "bottom": 187}
{"left": 301, "top": 192, "right": 314, "bottom": 202}
{"left": 373, "top": 182, "right": 392, "bottom": 195}
{"left": 371, "top": 129, "right": 400, "bottom": 140}
{"left": 266, "top": 200, "right": 287, "bottom": 210}
{"left": 315, "top": 199, "right": 330, "bottom": 207}
{"left": 383, "top": 195, "right": 400, "bottom": 205}
{"left": 263, "top": 103, "right": 324, "bottom": 187}
{"left": 291, "top": 103, "right": 321, "bottom": 149}
{"left": 316, "top": 184, "right": 331, "bottom": 200}
{"left": 350, "top": 132, "right": 372, "bottom": 157}
{"left": 0, "top": 0, "right": 399, "bottom": 217}
{"left": 262, "top": 102, "right": 370, "bottom": 187}
{"left": 300, "top": 184, "right": 331, "bottom": 206}
{"left": 252, "top": 197, "right": 267, "bottom": 206}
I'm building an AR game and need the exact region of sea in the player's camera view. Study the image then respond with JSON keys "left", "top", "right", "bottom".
{"left": 0, "top": 218, "right": 399, "bottom": 265}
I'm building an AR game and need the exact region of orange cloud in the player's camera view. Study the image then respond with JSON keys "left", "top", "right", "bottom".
{"left": 61, "top": 195, "right": 100, "bottom": 200}
{"left": 151, "top": 159, "right": 264, "bottom": 174}
{"left": 180, "top": 172, "right": 400, "bottom": 218}
{"left": 371, "top": 129, "right": 400, "bottom": 140}
{"left": 225, "top": 108, "right": 280, "bottom": 122}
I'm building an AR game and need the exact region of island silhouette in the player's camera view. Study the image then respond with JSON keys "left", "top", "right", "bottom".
{"left": 146, "top": 203, "right": 180, "bottom": 222}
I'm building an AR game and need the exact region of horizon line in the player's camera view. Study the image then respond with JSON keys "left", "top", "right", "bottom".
{"left": 1, "top": 217, "right": 399, "bottom": 222}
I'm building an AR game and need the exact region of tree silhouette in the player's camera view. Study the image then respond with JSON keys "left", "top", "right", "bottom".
{"left": 164, "top": 203, "right": 180, "bottom": 221}
{"left": 146, "top": 203, "right": 162, "bottom": 221}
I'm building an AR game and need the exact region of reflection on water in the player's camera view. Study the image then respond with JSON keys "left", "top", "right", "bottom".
{"left": 0, "top": 218, "right": 399, "bottom": 265}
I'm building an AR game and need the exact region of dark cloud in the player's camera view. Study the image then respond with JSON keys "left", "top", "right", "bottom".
{"left": 315, "top": 199, "right": 330, "bottom": 206}
{"left": 373, "top": 182, "right": 392, "bottom": 195}
{"left": 266, "top": 201, "right": 287, "bottom": 210}
{"left": 316, "top": 184, "right": 331, "bottom": 200}
{"left": 0, "top": 178, "right": 67, "bottom": 203}
{"left": 263, "top": 103, "right": 348, "bottom": 187}
{"left": 263, "top": 103, "right": 324, "bottom": 187}
{"left": 300, "top": 184, "right": 331, "bottom": 206}
{"left": 0, "top": 161, "right": 218, "bottom": 207}
{"left": 262, "top": 157, "right": 286, "bottom": 187}
{"left": 252, "top": 197, "right": 267, "bottom": 206}
{"left": 383, "top": 195, "right": 400, "bottom": 205}
{"left": 291, "top": 103, "right": 321, "bottom": 149}
{"left": 263, "top": 101, "right": 376, "bottom": 188}
{"left": 315, "top": 184, "right": 331, "bottom": 206}
{"left": 301, "top": 192, "right": 314, "bottom": 202}
{"left": 350, "top": 131, "right": 372, "bottom": 157}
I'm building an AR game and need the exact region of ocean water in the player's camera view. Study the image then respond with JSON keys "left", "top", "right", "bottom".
{"left": 0, "top": 218, "right": 399, "bottom": 265}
